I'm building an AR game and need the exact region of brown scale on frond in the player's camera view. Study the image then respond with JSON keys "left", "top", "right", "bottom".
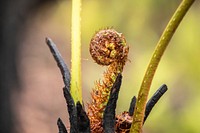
{"left": 115, "top": 112, "right": 133, "bottom": 133}
{"left": 88, "top": 28, "right": 129, "bottom": 132}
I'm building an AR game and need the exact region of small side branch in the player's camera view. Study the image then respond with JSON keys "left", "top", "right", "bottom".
{"left": 63, "top": 87, "right": 78, "bottom": 133}
{"left": 57, "top": 118, "right": 68, "bottom": 133}
{"left": 103, "top": 74, "right": 122, "bottom": 133}
{"left": 46, "top": 38, "right": 71, "bottom": 89}
{"left": 128, "top": 96, "right": 136, "bottom": 116}
{"left": 76, "top": 102, "right": 91, "bottom": 133}
{"left": 144, "top": 84, "right": 168, "bottom": 123}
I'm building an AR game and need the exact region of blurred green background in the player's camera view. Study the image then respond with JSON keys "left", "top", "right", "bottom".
{"left": 13, "top": 0, "right": 200, "bottom": 133}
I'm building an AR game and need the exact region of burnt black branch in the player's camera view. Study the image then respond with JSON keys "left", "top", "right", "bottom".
{"left": 76, "top": 102, "right": 91, "bottom": 133}
{"left": 57, "top": 118, "right": 68, "bottom": 133}
{"left": 46, "top": 37, "right": 75, "bottom": 132}
{"left": 46, "top": 38, "right": 71, "bottom": 89}
{"left": 128, "top": 96, "right": 136, "bottom": 116}
{"left": 144, "top": 84, "right": 168, "bottom": 123}
{"left": 63, "top": 87, "right": 78, "bottom": 133}
{"left": 103, "top": 74, "right": 122, "bottom": 133}
{"left": 46, "top": 38, "right": 91, "bottom": 133}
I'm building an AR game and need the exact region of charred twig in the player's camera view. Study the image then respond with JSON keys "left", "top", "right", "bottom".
{"left": 46, "top": 38, "right": 71, "bottom": 89}
{"left": 46, "top": 37, "right": 77, "bottom": 132}
{"left": 63, "top": 87, "right": 78, "bottom": 133}
{"left": 103, "top": 74, "right": 122, "bottom": 133}
{"left": 144, "top": 84, "right": 168, "bottom": 123}
{"left": 128, "top": 96, "right": 137, "bottom": 116}
{"left": 76, "top": 102, "right": 91, "bottom": 133}
{"left": 57, "top": 118, "right": 68, "bottom": 133}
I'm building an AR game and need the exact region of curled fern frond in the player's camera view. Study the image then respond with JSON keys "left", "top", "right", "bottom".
{"left": 88, "top": 29, "right": 129, "bottom": 132}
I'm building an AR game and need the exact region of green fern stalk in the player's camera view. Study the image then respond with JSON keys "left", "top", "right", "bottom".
{"left": 71, "top": 0, "right": 82, "bottom": 103}
{"left": 130, "top": 0, "right": 195, "bottom": 132}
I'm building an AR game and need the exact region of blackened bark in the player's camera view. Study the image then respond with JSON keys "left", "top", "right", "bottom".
{"left": 128, "top": 96, "right": 136, "bottom": 116}
{"left": 57, "top": 118, "right": 68, "bottom": 133}
{"left": 144, "top": 84, "right": 168, "bottom": 123}
{"left": 63, "top": 87, "right": 78, "bottom": 133}
{"left": 46, "top": 38, "right": 71, "bottom": 89}
{"left": 103, "top": 74, "right": 122, "bottom": 133}
{"left": 76, "top": 102, "right": 91, "bottom": 133}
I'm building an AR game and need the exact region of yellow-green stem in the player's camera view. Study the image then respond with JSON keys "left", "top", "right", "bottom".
{"left": 71, "top": 0, "right": 82, "bottom": 103}
{"left": 130, "top": 0, "right": 195, "bottom": 133}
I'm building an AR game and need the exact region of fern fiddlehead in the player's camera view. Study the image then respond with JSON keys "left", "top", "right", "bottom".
{"left": 87, "top": 28, "right": 129, "bottom": 132}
